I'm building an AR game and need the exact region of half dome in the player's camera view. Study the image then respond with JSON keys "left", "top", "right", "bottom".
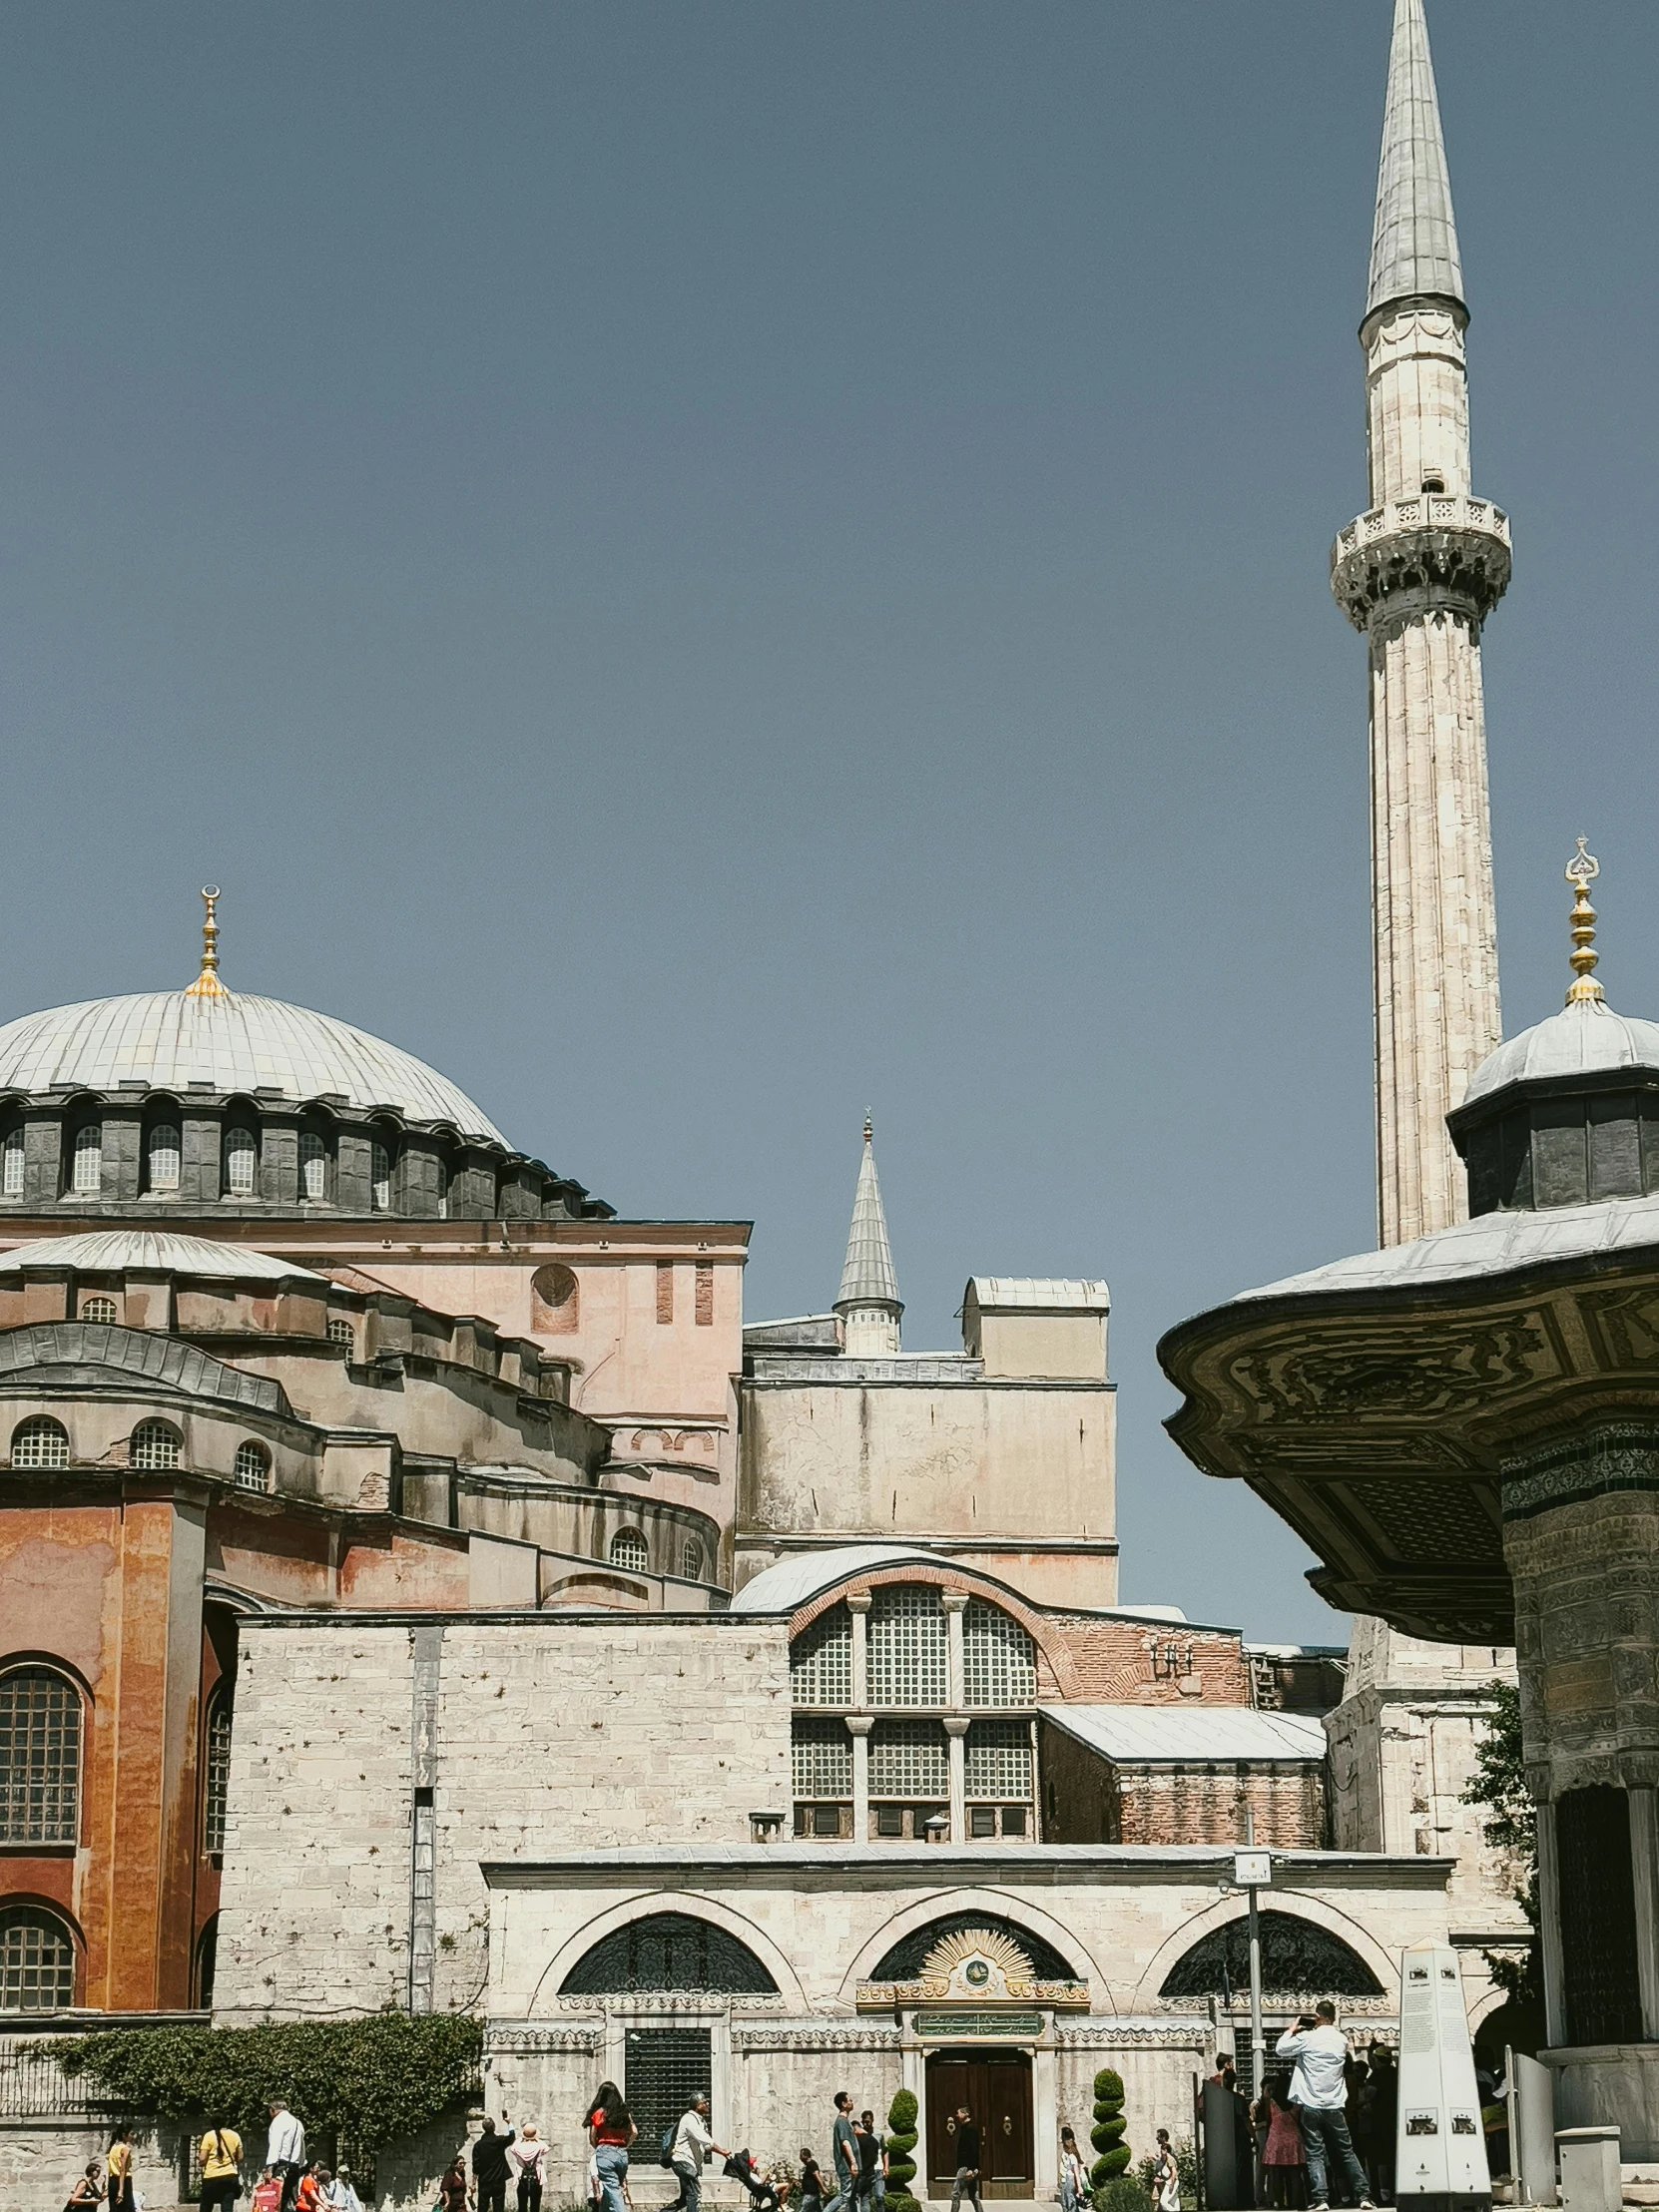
{"left": 0, "top": 1228, "right": 328, "bottom": 1284}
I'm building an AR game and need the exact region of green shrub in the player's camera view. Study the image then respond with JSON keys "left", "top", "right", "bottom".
{"left": 886, "top": 2087, "right": 920, "bottom": 2194}
{"left": 1089, "top": 2068, "right": 1130, "bottom": 2187}
{"left": 1094, "top": 2179, "right": 1148, "bottom": 2212}
{"left": 883, "top": 2196, "right": 922, "bottom": 2212}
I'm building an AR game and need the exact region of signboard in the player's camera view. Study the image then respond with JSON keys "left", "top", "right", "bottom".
{"left": 1395, "top": 1943, "right": 1491, "bottom": 2212}
{"left": 1233, "top": 1851, "right": 1273, "bottom": 1887}
{"left": 918, "top": 2011, "right": 1044, "bottom": 2039}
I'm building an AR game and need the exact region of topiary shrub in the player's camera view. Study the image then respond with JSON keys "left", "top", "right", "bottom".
{"left": 886, "top": 2086, "right": 920, "bottom": 2201}
{"left": 1089, "top": 2067, "right": 1130, "bottom": 2187}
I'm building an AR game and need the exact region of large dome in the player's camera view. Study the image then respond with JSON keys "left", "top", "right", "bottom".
{"left": 0, "top": 990, "right": 509, "bottom": 1145}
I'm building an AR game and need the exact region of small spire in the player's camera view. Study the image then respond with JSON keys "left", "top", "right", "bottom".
{"left": 1564, "top": 838, "right": 1604, "bottom": 1006}
{"left": 1367, "top": 0, "right": 1465, "bottom": 322}
{"left": 835, "top": 1116, "right": 902, "bottom": 1353}
{"left": 185, "top": 884, "right": 228, "bottom": 998}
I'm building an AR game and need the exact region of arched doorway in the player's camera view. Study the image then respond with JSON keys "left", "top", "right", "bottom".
{"left": 924, "top": 2049, "right": 1032, "bottom": 2201}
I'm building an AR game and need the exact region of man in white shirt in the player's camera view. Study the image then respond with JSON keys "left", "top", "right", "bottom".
{"left": 265, "top": 2104, "right": 306, "bottom": 2212}
{"left": 1274, "top": 2002, "right": 1375, "bottom": 2212}
{"left": 670, "top": 2095, "right": 730, "bottom": 2212}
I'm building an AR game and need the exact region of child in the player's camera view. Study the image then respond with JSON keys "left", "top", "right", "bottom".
{"left": 1059, "top": 2129, "right": 1087, "bottom": 2212}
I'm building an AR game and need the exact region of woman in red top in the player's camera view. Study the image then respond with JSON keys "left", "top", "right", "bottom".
{"left": 294, "top": 2166, "right": 324, "bottom": 2212}
{"left": 585, "top": 2083, "right": 635, "bottom": 2212}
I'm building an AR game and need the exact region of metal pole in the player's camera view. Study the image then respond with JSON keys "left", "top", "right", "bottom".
{"left": 1245, "top": 1813, "right": 1265, "bottom": 2097}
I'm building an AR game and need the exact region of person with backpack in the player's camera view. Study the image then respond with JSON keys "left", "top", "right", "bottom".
{"left": 668, "top": 2093, "right": 730, "bottom": 2212}
{"left": 508, "top": 2126, "right": 550, "bottom": 2212}
{"left": 585, "top": 2082, "right": 636, "bottom": 2212}
{"left": 199, "top": 2126, "right": 244, "bottom": 2212}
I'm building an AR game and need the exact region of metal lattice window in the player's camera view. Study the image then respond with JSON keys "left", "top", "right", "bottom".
{"left": 148, "top": 1125, "right": 181, "bottom": 1193}
{"left": 0, "top": 1668, "right": 81, "bottom": 1844}
{"left": 370, "top": 1143, "right": 392, "bottom": 1212}
{"left": 869, "top": 1718, "right": 948, "bottom": 1799}
{"left": 326, "top": 1318, "right": 355, "bottom": 1351}
{"left": 130, "top": 1420, "right": 181, "bottom": 1471}
{"left": 963, "top": 1601, "right": 1037, "bottom": 1706}
{"left": 964, "top": 1720, "right": 1032, "bottom": 1800}
{"left": 81, "top": 1297, "right": 118, "bottom": 1325}
{"left": 225, "top": 1128, "right": 258, "bottom": 1195}
{"left": 791, "top": 1604, "right": 851, "bottom": 1706}
{"left": 204, "top": 1697, "right": 233, "bottom": 1854}
{"left": 792, "top": 1717, "right": 852, "bottom": 1798}
{"left": 71, "top": 1124, "right": 102, "bottom": 1194}
{"left": 681, "top": 1539, "right": 703, "bottom": 1581}
{"left": 0, "top": 1909, "right": 76, "bottom": 2012}
{"left": 868, "top": 1586, "right": 947, "bottom": 1707}
{"left": 233, "top": 1439, "right": 271, "bottom": 1492}
{"left": 623, "top": 2026, "right": 714, "bottom": 2173}
{"left": 299, "top": 1132, "right": 328, "bottom": 1201}
{"left": 611, "top": 1528, "right": 648, "bottom": 1572}
{"left": 11, "top": 1417, "right": 69, "bottom": 1469}
{"left": 562, "top": 1913, "right": 778, "bottom": 1994}
{"left": 2, "top": 1131, "right": 24, "bottom": 1197}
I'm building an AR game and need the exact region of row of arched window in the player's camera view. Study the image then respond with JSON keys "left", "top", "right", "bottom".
{"left": 1, "top": 1119, "right": 407, "bottom": 1210}
{"left": 608, "top": 1528, "right": 705, "bottom": 1582}
{"left": 7, "top": 1415, "right": 273, "bottom": 1490}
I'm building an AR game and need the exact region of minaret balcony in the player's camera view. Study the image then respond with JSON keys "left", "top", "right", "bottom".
{"left": 1330, "top": 491, "right": 1510, "bottom": 634}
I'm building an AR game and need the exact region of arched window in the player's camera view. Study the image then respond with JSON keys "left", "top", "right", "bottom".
{"left": 0, "top": 1906, "right": 77, "bottom": 2011}
{"left": 203, "top": 1695, "right": 233, "bottom": 1855}
{"left": 681, "top": 1539, "right": 704, "bottom": 1582}
{"left": 610, "top": 1528, "right": 649, "bottom": 1573}
{"left": 194, "top": 1916, "right": 219, "bottom": 2009}
{"left": 233, "top": 1439, "right": 271, "bottom": 1492}
{"left": 560, "top": 1912, "right": 778, "bottom": 1995}
{"left": 1157, "top": 1911, "right": 1384, "bottom": 1999}
{"left": 80, "top": 1297, "right": 118, "bottom": 1326}
{"left": 224, "top": 1126, "right": 258, "bottom": 1197}
{"left": 147, "top": 1124, "right": 182, "bottom": 1194}
{"left": 370, "top": 1141, "right": 393, "bottom": 1213}
{"left": 325, "top": 1318, "right": 355, "bottom": 1353}
{"left": 1, "top": 1129, "right": 24, "bottom": 1198}
{"left": 532, "top": 1264, "right": 579, "bottom": 1336}
{"left": 962, "top": 1601, "right": 1037, "bottom": 1706}
{"left": 298, "top": 1131, "right": 328, "bottom": 1202}
{"left": 867, "top": 1913, "right": 1078, "bottom": 1983}
{"left": 11, "top": 1417, "right": 69, "bottom": 1470}
{"left": 791, "top": 1605, "right": 851, "bottom": 1707}
{"left": 129, "top": 1419, "right": 181, "bottom": 1472}
{"left": 868, "top": 1586, "right": 947, "bottom": 1707}
{"left": 0, "top": 1666, "right": 83, "bottom": 1843}
{"left": 70, "top": 1124, "right": 102, "bottom": 1195}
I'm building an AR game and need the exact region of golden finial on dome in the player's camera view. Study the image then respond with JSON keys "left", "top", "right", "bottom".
{"left": 1564, "top": 837, "right": 1604, "bottom": 1006}
{"left": 185, "top": 885, "right": 227, "bottom": 997}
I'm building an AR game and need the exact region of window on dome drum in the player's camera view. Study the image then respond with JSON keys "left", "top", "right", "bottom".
{"left": 147, "top": 1124, "right": 181, "bottom": 1194}
{"left": 70, "top": 1124, "right": 102, "bottom": 1195}
{"left": 790, "top": 1605, "right": 851, "bottom": 1707}
{"left": 129, "top": 1420, "right": 181, "bottom": 1472}
{"left": 224, "top": 1127, "right": 258, "bottom": 1197}
{"left": 11, "top": 1417, "right": 69, "bottom": 1470}
{"left": 370, "top": 1142, "right": 392, "bottom": 1213}
{"left": 1157, "top": 1910, "right": 1384, "bottom": 2000}
{"left": 792, "top": 1716, "right": 852, "bottom": 1800}
{"left": 868, "top": 1586, "right": 947, "bottom": 1707}
{"left": 0, "top": 1666, "right": 82, "bottom": 1845}
{"left": 560, "top": 1911, "right": 778, "bottom": 1995}
{"left": 1, "top": 1130, "right": 23, "bottom": 1198}
{"left": 964, "top": 1719, "right": 1032, "bottom": 1802}
{"left": 234, "top": 1439, "right": 272, "bottom": 1492}
{"left": 869, "top": 1718, "right": 948, "bottom": 1800}
{"left": 80, "top": 1297, "right": 118, "bottom": 1326}
{"left": 203, "top": 1695, "right": 233, "bottom": 1856}
{"left": 681, "top": 1539, "right": 703, "bottom": 1581}
{"left": 963, "top": 1602, "right": 1037, "bottom": 1706}
{"left": 299, "top": 1131, "right": 328, "bottom": 1202}
{"left": 0, "top": 1907, "right": 76, "bottom": 2012}
{"left": 325, "top": 1318, "right": 355, "bottom": 1352}
{"left": 610, "top": 1527, "right": 649, "bottom": 1573}
{"left": 532, "top": 1264, "right": 579, "bottom": 1335}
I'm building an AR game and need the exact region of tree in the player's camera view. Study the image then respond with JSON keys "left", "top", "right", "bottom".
{"left": 1461, "top": 1677, "right": 1541, "bottom": 2008}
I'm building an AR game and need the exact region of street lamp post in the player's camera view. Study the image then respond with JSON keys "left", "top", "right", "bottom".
{"left": 1233, "top": 1834, "right": 1272, "bottom": 2096}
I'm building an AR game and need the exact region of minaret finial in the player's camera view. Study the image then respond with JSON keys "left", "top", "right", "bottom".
{"left": 185, "top": 884, "right": 228, "bottom": 998}
{"left": 1565, "top": 839, "right": 1604, "bottom": 1006}
{"left": 863, "top": 1111, "right": 872, "bottom": 1146}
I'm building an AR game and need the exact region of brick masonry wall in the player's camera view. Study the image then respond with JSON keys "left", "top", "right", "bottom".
{"left": 1039, "top": 1721, "right": 1324, "bottom": 1847}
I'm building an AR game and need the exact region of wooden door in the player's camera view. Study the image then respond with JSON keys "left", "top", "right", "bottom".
{"left": 924, "top": 2051, "right": 1033, "bottom": 2200}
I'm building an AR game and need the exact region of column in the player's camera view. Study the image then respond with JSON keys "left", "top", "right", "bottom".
{"left": 1629, "top": 1788, "right": 1659, "bottom": 2039}
{"left": 1536, "top": 1796, "right": 1566, "bottom": 2048}
{"left": 848, "top": 1716, "right": 873, "bottom": 1845}
{"left": 848, "top": 1592, "right": 870, "bottom": 1709}
{"left": 946, "top": 1717, "right": 969, "bottom": 1844}
{"left": 943, "top": 1592, "right": 968, "bottom": 1711}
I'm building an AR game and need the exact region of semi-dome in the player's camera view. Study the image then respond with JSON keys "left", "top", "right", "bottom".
{"left": 0, "top": 1228, "right": 328, "bottom": 1283}
{"left": 0, "top": 989, "right": 507, "bottom": 1143}
{"left": 1461, "top": 997, "right": 1659, "bottom": 1108}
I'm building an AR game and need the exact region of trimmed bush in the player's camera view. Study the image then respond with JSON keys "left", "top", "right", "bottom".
{"left": 886, "top": 2087, "right": 919, "bottom": 2195}
{"left": 1094, "top": 2180, "right": 1147, "bottom": 2212}
{"left": 1089, "top": 2068, "right": 1131, "bottom": 2186}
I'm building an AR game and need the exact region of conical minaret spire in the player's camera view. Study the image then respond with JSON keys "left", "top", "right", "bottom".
{"left": 1330, "top": 0, "right": 1509, "bottom": 1247}
{"left": 834, "top": 1116, "right": 902, "bottom": 1356}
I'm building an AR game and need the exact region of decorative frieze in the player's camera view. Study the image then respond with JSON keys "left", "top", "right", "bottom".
{"left": 1500, "top": 1425, "right": 1659, "bottom": 1522}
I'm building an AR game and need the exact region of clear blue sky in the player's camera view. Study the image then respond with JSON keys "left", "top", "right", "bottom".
{"left": 2, "top": 3, "right": 1656, "bottom": 1638}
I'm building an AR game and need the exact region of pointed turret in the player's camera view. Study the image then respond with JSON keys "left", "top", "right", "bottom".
{"left": 834, "top": 1117, "right": 902, "bottom": 1356}
{"left": 1367, "top": 0, "right": 1464, "bottom": 322}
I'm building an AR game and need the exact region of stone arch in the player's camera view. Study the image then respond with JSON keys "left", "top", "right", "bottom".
{"left": 1130, "top": 1892, "right": 1398, "bottom": 2013}
{"left": 837, "top": 1887, "right": 1109, "bottom": 2009}
{"left": 527, "top": 1892, "right": 807, "bottom": 2015}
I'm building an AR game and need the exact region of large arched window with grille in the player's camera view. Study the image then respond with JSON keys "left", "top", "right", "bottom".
{"left": 1158, "top": 1911, "right": 1384, "bottom": 1999}
{"left": 1, "top": 1128, "right": 25, "bottom": 1198}
{"left": 10, "top": 1417, "right": 69, "bottom": 1470}
{"left": 610, "top": 1528, "right": 649, "bottom": 1573}
{"left": 224, "top": 1126, "right": 258, "bottom": 1198}
{"left": 560, "top": 1912, "right": 779, "bottom": 1995}
{"left": 0, "top": 1906, "right": 77, "bottom": 2011}
{"left": 130, "top": 1420, "right": 181, "bottom": 1472}
{"left": 962, "top": 1601, "right": 1037, "bottom": 1705}
{"left": 867, "top": 1586, "right": 947, "bottom": 1707}
{"left": 0, "top": 1666, "right": 83, "bottom": 1845}
{"left": 790, "top": 1605, "right": 851, "bottom": 1706}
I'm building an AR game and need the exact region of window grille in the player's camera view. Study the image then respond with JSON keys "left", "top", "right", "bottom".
{"left": 681, "top": 1539, "right": 703, "bottom": 1581}
{"left": 1, "top": 1131, "right": 23, "bottom": 1197}
{"left": 326, "top": 1318, "right": 355, "bottom": 1351}
{"left": 299, "top": 1131, "right": 327, "bottom": 1201}
{"left": 1158, "top": 1910, "right": 1385, "bottom": 1999}
{"left": 370, "top": 1143, "right": 392, "bottom": 1212}
{"left": 225, "top": 1128, "right": 257, "bottom": 1196}
{"left": 868, "top": 1586, "right": 947, "bottom": 1707}
{"left": 792, "top": 1717, "right": 852, "bottom": 1799}
{"left": 963, "top": 1601, "right": 1037, "bottom": 1706}
{"left": 203, "top": 1697, "right": 233, "bottom": 1854}
{"left": 564, "top": 1914, "right": 777, "bottom": 1995}
{"left": 790, "top": 1605, "right": 851, "bottom": 1707}
{"left": 964, "top": 1720, "right": 1032, "bottom": 1801}
{"left": 234, "top": 1439, "right": 271, "bottom": 1492}
{"left": 71, "top": 1125, "right": 102, "bottom": 1194}
{"left": 0, "top": 1668, "right": 81, "bottom": 1844}
{"left": 0, "top": 1909, "right": 75, "bottom": 2011}
{"left": 11, "top": 1417, "right": 69, "bottom": 1469}
{"left": 622, "top": 2027, "right": 715, "bottom": 2174}
{"left": 611, "top": 1527, "right": 649, "bottom": 1573}
{"left": 148, "top": 1125, "right": 181, "bottom": 1193}
{"left": 81, "top": 1297, "right": 118, "bottom": 1326}
{"left": 869, "top": 1718, "right": 948, "bottom": 1799}
{"left": 130, "top": 1419, "right": 181, "bottom": 1471}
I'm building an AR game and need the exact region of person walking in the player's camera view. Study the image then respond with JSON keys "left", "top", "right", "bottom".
{"left": 1255, "top": 2082, "right": 1306, "bottom": 2212}
{"left": 438, "top": 2158, "right": 469, "bottom": 2212}
{"left": 949, "top": 2107, "right": 981, "bottom": 2212}
{"left": 1059, "top": 2128, "right": 1088, "bottom": 2212}
{"left": 1148, "top": 2131, "right": 1180, "bottom": 2212}
{"left": 509, "top": 2125, "right": 549, "bottom": 2212}
{"left": 668, "top": 2093, "right": 730, "bottom": 2212}
{"left": 199, "top": 2125, "right": 244, "bottom": 2212}
{"left": 267, "top": 2103, "right": 306, "bottom": 2212}
{"left": 107, "top": 2128, "right": 136, "bottom": 2212}
{"left": 67, "top": 2162, "right": 104, "bottom": 2212}
{"left": 1274, "top": 2004, "right": 1375, "bottom": 2212}
{"left": 824, "top": 2095, "right": 859, "bottom": 2212}
{"left": 798, "top": 2152, "right": 826, "bottom": 2212}
{"left": 857, "top": 2113, "right": 885, "bottom": 2210}
{"left": 585, "top": 2083, "right": 635, "bottom": 2212}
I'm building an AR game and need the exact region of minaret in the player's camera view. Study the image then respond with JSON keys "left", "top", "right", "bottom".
{"left": 1331, "top": 0, "right": 1511, "bottom": 1247}
{"left": 835, "top": 1117, "right": 902, "bottom": 1356}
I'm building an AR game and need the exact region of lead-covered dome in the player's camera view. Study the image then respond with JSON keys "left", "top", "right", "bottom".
{"left": 1461, "top": 997, "right": 1659, "bottom": 1109}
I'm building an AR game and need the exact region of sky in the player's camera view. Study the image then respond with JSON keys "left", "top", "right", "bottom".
{"left": 1, "top": 2, "right": 1656, "bottom": 1640}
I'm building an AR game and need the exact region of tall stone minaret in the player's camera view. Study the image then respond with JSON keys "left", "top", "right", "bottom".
{"left": 1331, "top": 0, "right": 1511, "bottom": 1247}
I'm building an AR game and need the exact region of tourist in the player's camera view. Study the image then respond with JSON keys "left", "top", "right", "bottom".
{"left": 1255, "top": 2079, "right": 1306, "bottom": 2211}
{"left": 509, "top": 2124, "right": 550, "bottom": 2212}
{"left": 295, "top": 2160, "right": 325, "bottom": 2212}
{"left": 799, "top": 2151, "right": 826, "bottom": 2212}
{"left": 252, "top": 2169, "right": 283, "bottom": 2212}
{"left": 824, "top": 2094, "right": 859, "bottom": 2212}
{"left": 200, "top": 2125, "right": 244, "bottom": 2212}
{"left": 858, "top": 2112, "right": 885, "bottom": 2209}
{"left": 67, "top": 2161, "right": 104, "bottom": 2212}
{"left": 585, "top": 2082, "right": 635, "bottom": 2212}
{"left": 438, "top": 2157, "right": 469, "bottom": 2212}
{"left": 107, "top": 2127, "right": 136, "bottom": 2212}
{"left": 1148, "top": 2131, "right": 1179, "bottom": 2212}
{"left": 1059, "top": 2127, "right": 1087, "bottom": 2212}
{"left": 948, "top": 2106, "right": 981, "bottom": 2212}
{"left": 267, "top": 2102, "right": 306, "bottom": 2212}
{"left": 322, "top": 2167, "right": 363, "bottom": 2212}
{"left": 1362, "top": 2048, "right": 1396, "bottom": 2207}
{"left": 1273, "top": 2004, "right": 1375, "bottom": 2212}
{"left": 472, "top": 2120, "right": 517, "bottom": 2212}
{"left": 668, "top": 2092, "right": 729, "bottom": 2212}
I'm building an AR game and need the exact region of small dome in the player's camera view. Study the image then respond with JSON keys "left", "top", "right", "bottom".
{"left": 0, "top": 1229, "right": 328, "bottom": 1283}
{"left": 0, "top": 990, "right": 508, "bottom": 1145}
{"left": 1462, "top": 997, "right": 1659, "bottom": 1107}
